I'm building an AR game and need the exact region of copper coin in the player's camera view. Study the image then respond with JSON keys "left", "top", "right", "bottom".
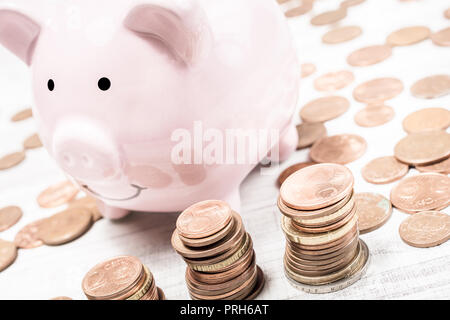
{"left": 279, "top": 190, "right": 353, "bottom": 221}
{"left": 355, "top": 192, "right": 392, "bottom": 234}
{"left": 11, "top": 108, "right": 32, "bottom": 122}
{"left": 403, "top": 108, "right": 450, "bottom": 134}
{"left": 244, "top": 266, "right": 265, "bottom": 300}
{"left": 445, "top": 8, "right": 450, "bottom": 19}
{"left": 14, "top": 218, "right": 47, "bottom": 249}
{"left": 362, "top": 156, "right": 409, "bottom": 184}
{"left": 38, "top": 207, "right": 93, "bottom": 245}
{"left": 292, "top": 203, "right": 356, "bottom": 234}
{"left": 278, "top": 161, "right": 317, "bottom": 187}
{"left": 311, "top": 8, "right": 347, "bottom": 26}
{"left": 347, "top": 45, "right": 392, "bottom": 67}
{"left": 416, "top": 157, "right": 450, "bottom": 175}
{"left": 37, "top": 181, "right": 80, "bottom": 208}
{"left": 296, "top": 122, "right": 327, "bottom": 149}
{"left": 386, "top": 26, "right": 431, "bottom": 46}
{"left": 399, "top": 211, "right": 450, "bottom": 248}
{"left": 69, "top": 196, "right": 103, "bottom": 222}
{"left": 83, "top": 256, "right": 144, "bottom": 300}
{"left": 0, "top": 239, "right": 17, "bottom": 272}
{"left": 410, "top": 75, "right": 450, "bottom": 99}
{"left": 322, "top": 26, "right": 362, "bottom": 44}
{"left": 285, "top": 2, "right": 313, "bottom": 18}
{"left": 354, "top": 104, "right": 395, "bottom": 127}
{"left": 314, "top": 71, "right": 355, "bottom": 91}
{"left": 394, "top": 131, "right": 450, "bottom": 165}
{"left": 50, "top": 296, "right": 73, "bottom": 300}
{"left": 177, "top": 200, "right": 232, "bottom": 239}
{"left": 178, "top": 216, "right": 235, "bottom": 248}
{"left": 280, "top": 163, "right": 354, "bottom": 210}
{"left": 300, "top": 96, "right": 350, "bottom": 123}
{"left": 353, "top": 77, "right": 404, "bottom": 103}
{"left": 0, "top": 206, "right": 22, "bottom": 232}
{"left": 301, "top": 63, "right": 316, "bottom": 78}
{"left": 0, "top": 151, "right": 25, "bottom": 170}
{"left": 341, "top": 0, "right": 365, "bottom": 8}
{"left": 172, "top": 211, "right": 244, "bottom": 259}
{"left": 291, "top": 192, "right": 354, "bottom": 226}
{"left": 310, "top": 134, "right": 367, "bottom": 164}
{"left": 390, "top": 173, "right": 450, "bottom": 213}
{"left": 431, "top": 27, "right": 450, "bottom": 46}
{"left": 23, "top": 133, "right": 43, "bottom": 150}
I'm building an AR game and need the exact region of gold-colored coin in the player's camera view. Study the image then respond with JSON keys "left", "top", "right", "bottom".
{"left": 0, "top": 239, "right": 17, "bottom": 272}
{"left": 353, "top": 78, "right": 404, "bottom": 103}
{"left": 347, "top": 45, "right": 392, "bottom": 67}
{"left": 11, "top": 108, "right": 32, "bottom": 122}
{"left": 296, "top": 122, "right": 327, "bottom": 149}
{"left": 311, "top": 8, "right": 347, "bottom": 26}
{"left": 300, "top": 96, "right": 350, "bottom": 123}
{"left": 322, "top": 26, "right": 362, "bottom": 44}
{"left": 431, "top": 27, "right": 450, "bottom": 46}
{"left": 0, "top": 151, "right": 25, "bottom": 170}
{"left": 410, "top": 75, "right": 450, "bottom": 99}
{"left": 403, "top": 107, "right": 450, "bottom": 133}
{"left": 386, "top": 26, "right": 430, "bottom": 46}
{"left": 354, "top": 104, "right": 395, "bottom": 127}
{"left": 301, "top": 63, "right": 316, "bottom": 78}
{"left": 0, "top": 206, "right": 22, "bottom": 232}
{"left": 23, "top": 133, "right": 43, "bottom": 150}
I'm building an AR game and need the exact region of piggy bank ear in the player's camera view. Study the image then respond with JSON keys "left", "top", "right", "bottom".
{"left": 124, "top": 4, "right": 209, "bottom": 65}
{"left": 0, "top": 9, "right": 41, "bottom": 66}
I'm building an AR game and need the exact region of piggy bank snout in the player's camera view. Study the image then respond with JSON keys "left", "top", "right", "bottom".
{"left": 52, "top": 119, "right": 121, "bottom": 182}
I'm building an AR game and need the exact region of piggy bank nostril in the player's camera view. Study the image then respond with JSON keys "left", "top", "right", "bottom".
{"left": 81, "top": 154, "right": 92, "bottom": 167}
{"left": 62, "top": 154, "right": 74, "bottom": 166}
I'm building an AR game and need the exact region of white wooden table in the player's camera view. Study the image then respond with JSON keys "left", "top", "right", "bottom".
{"left": 0, "top": 0, "right": 449, "bottom": 300}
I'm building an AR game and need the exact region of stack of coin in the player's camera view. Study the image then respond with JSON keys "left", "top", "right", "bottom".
{"left": 172, "top": 200, "right": 265, "bottom": 300}
{"left": 82, "top": 256, "right": 165, "bottom": 300}
{"left": 278, "top": 163, "right": 369, "bottom": 293}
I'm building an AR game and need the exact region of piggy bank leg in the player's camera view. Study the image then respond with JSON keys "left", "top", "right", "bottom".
{"left": 96, "top": 200, "right": 130, "bottom": 220}
{"left": 269, "top": 125, "right": 298, "bottom": 162}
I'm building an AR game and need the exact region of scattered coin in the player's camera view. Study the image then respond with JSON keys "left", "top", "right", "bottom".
{"left": 23, "top": 133, "right": 43, "bottom": 150}
{"left": 0, "top": 240, "right": 17, "bottom": 272}
{"left": 410, "top": 74, "right": 450, "bottom": 99}
{"left": 177, "top": 200, "right": 232, "bottom": 239}
{"left": 0, "top": 151, "right": 25, "bottom": 170}
{"left": 11, "top": 108, "right": 32, "bottom": 122}
{"left": 399, "top": 211, "right": 450, "bottom": 248}
{"left": 322, "top": 26, "right": 362, "bottom": 44}
{"left": 402, "top": 107, "right": 450, "bottom": 133}
{"left": 341, "top": 0, "right": 365, "bottom": 8}
{"left": 354, "top": 104, "right": 395, "bottom": 127}
{"left": 386, "top": 26, "right": 431, "bottom": 46}
{"left": 354, "top": 193, "right": 392, "bottom": 234}
{"left": 347, "top": 45, "right": 392, "bottom": 67}
{"left": 353, "top": 77, "right": 404, "bottom": 103}
{"left": 280, "top": 163, "right": 354, "bottom": 211}
{"left": 390, "top": 173, "right": 450, "bottom": 213}
{"left": 14, "top": 218, "right": 47, "bottom": 249}
{"left": 277, "top": 161, "right": 317, "bottom": 187}
{"left": 314, "top": 70, "right": 355, "bottom": 91}
{"left": 311, "top": 8, "right": 347, "bottom": 26}
{"left": 0, "top": 206, "right": 23, "bottom": 232}
{"left": 82, "top": 255, "right": 163, "bottom": 300}
{"left": 394, "top": 131, "right": 450, "bottom": 165}
{"left": 310, "top": 134, "right": 367, "bottom": 164}
{"left": 431, "top": 27, "right": 450, "bottom": 46}
{"left": 38, "top": 207, "right": 92, "bottom": 245}
{"left": 301, "top": 63, "right": 316, "bottom": 78}
{"left": 50, "top": 296, "right": 73, "bottom": 300}
{"left": 300, "top": 96, "right": 350, "bottom": 123}
{"left": 416, "top": 157, "right": 450, "bottom": 175}
{"left": 296, "top": 122, "right": 327, "bottom": 149}
{"left": 285, "top": 1, "right": 313, "bottom": 18}
{"left": 37, "top": 181, "right": 79, "bottom": 208}
{"left": 361, "top": 156, "right": 409, "bottom": 184}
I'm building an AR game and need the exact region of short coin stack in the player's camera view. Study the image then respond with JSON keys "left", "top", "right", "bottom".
{"left": 278, "top": 163, "right": 369, "bottom": 293}
{"left": 172, "top": 200, "right": 265, "bottom": 300}
{"left": 82, "top": 256, "right": 165, "bottom": 300}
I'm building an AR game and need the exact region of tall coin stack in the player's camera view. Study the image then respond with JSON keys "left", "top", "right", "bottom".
{"left": 82, "top": 256, "right": 165, "bottom": 300}
{"left": 278, "top": 163, "right": 370, "bottom": 293}
{"left": 172, "top": 200, "right": 265, "bottom": 300}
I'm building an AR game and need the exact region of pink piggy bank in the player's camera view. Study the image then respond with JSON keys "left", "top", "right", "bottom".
{"left": 0, "top": 0, "right": 299, "bottom": 219}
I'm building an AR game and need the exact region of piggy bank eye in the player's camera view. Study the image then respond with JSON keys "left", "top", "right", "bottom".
{"left": 98, "top": 77, "right": 111, "bottom": 91}
{"left": 47, "top": 79, "right": 55, "bottom": 91}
